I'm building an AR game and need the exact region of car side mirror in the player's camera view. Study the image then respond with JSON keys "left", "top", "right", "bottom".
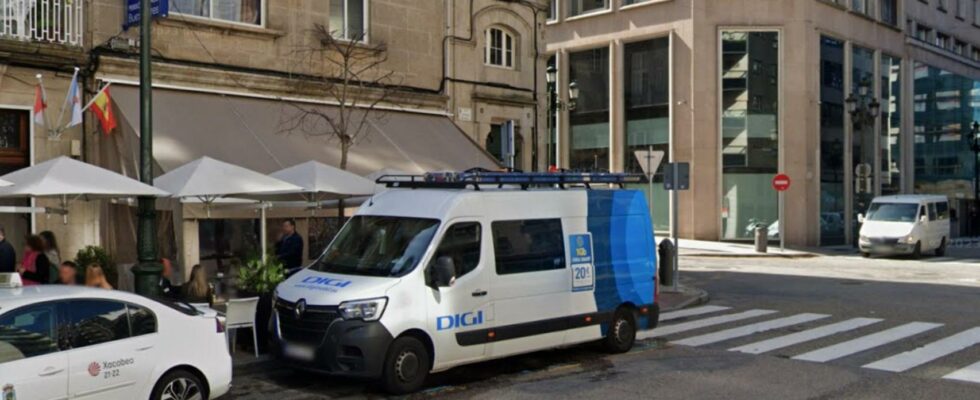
{"left": 857, "top": 214, "right": 865, "bottom": 223}
{"left": 920, "top": 215, "right": 928, "bottom": 223}
{"left": 429, "top": 256, "right": 456, "bottom": 288}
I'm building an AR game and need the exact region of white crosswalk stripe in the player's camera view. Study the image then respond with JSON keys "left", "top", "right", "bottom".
{"left": 793, "top": 322, "right": 943, "bottom": 363}
{"left": 944, "top": 361, "right": 980, "bottom": 384}
{"left": 729, "top": 317, "right": 883, "bottom": 355}
{"left": 673, "top": 313, "right": 830, "bottom": 347}
{"left": 659, "top": 305, "right": 731, "bottom": 322}
{"left": 863, "top": 327, "right": 980, "bottom": 372}
{"left": 638, "top": 309, "right": 777, "bottom": 339}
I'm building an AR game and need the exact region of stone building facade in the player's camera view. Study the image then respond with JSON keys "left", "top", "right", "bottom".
{"left": 545, "top": 0, "right": 980, "bottom": 247}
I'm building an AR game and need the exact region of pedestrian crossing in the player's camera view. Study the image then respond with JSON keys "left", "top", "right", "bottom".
{"left": 645, "top": 305, "right": 980, "bottom": 385}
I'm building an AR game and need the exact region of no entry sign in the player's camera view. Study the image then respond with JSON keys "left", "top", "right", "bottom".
{"left": 772, "top": 174, "right": 791, "bottom": 192}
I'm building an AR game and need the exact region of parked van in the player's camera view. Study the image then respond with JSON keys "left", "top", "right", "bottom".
{"left": 858, "top": 195, "right": 951, "bottom": 258}
{"left": 271, "top": 172, "right": 660, "bottom": 394}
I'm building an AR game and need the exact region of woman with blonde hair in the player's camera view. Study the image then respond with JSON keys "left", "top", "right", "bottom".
{"left": 85, "top": 264, "right": 113, "bottom": 290}
{"left": 183, "top": 264, "right": 213, "bottom": 304}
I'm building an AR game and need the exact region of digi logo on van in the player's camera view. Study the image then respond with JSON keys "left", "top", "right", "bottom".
{"left": 436, "top": 311, "right": 484, "bottom": 331}
{"left": 297, "top": 276, "right": 353, "bottom": 290}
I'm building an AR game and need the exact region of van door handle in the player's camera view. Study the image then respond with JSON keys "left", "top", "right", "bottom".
{"left": 137, "top": 345, "right": 154, "bottom": 352}
{"left": 472, "top": 290, "right": 488, "bottom": 297}
{"left": 38, "top": 367, "right": 65, "bottom": 376}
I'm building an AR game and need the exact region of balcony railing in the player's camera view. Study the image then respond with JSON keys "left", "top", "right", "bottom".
{"left": 0, "top": 0, "right": 83, "bottom": 46}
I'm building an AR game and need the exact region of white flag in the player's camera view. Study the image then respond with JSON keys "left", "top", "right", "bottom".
{"left": 65, "top": 71, "right": 83, "bottom": 128}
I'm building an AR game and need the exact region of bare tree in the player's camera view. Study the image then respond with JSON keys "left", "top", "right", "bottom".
{"left": 280, "top": 24, "right": 398, "bottom": 171}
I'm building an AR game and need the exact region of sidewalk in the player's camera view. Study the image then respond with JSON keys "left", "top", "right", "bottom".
{"left": 677, "top": 238, "right": 816, "bottom": 258}
{"left": 660, "top": 283, "right": 709, "bottom": 312}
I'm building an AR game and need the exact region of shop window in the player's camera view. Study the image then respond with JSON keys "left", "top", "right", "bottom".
{"left": 0, "top": 109, "right": 29, "bottom": 173}
{"left": 170, "top": 0, "right": 263, "bottom": 26}
{"left": 569, "top": 47, "right": 610, "bottom": 171}
{"left": 485, "top": 27, "right": 515, "bottom": 69}
{"left": 492, "top": 219, "right": 565, "bottom": 275}
{"left": 329, "top": 0, "right": 368, "bottom": 42}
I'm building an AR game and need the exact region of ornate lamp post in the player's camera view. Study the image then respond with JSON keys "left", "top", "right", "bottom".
{"left": 845, "top": 79, "right": 881, "bottom": 129}
{"left": 132, "top": 0, "right": 161, "bottom": 296}
{"left": 545, "top": 64, "right": 578, "bottom": 169}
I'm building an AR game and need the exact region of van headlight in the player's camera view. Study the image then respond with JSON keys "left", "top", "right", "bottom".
{"left": 338, "top": 297, "right": 388, "bottom": 321}
{"left": 902, "top": 235, "right": 916, "bottom": 244}
{"left": 859, "top": 235, "right": 869, "bottom": 244}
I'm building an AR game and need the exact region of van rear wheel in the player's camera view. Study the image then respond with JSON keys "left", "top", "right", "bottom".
{"left": 380, "top": 336, "right": 430, "bottom": 395}
{"left": 603, "top": 308, "right": 636, "bottom": 354}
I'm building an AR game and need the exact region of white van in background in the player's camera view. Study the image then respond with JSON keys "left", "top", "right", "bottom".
{"left": 858, "top": 195, "right": 951, "bottom": 258}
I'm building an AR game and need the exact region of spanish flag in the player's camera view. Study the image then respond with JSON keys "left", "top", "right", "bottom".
{"left": 86, "top": 85, "right": 117, "bottom": 135}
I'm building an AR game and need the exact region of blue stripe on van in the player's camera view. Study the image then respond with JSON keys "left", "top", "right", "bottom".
{"left": 587, "top": 190, "right": 657, "bottom": 331}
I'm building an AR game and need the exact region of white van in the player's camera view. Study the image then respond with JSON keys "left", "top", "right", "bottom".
{"left": 858, "top": 195, "right": 951, "bottom": 258}
{"left": 271, "top": 172, "right": 660, "bottom": 394}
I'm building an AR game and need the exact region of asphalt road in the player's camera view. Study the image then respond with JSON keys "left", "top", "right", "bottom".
{"left": 227, "top": 255, "right": 980, "bottom": 399}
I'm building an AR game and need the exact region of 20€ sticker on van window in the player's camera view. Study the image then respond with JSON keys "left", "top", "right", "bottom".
{"left": 569, "top": 233, "right": 595, "bottom": 292}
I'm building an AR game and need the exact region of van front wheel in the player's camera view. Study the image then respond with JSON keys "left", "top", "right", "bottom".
{"left": 603, "top": 308, "right": 637, "bottom": 354}
{"left": 935, "top": 238, "right": 946, "bottom": 257}
{"left": 381, "top": 336, "right": 430, "bottom": 395}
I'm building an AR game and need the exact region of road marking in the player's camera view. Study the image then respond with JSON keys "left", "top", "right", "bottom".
{"left": 792, "top": 322, "right": 943, "bottom": 363}
{"left": 638, "top": 309, "right": 777, "bottom": 339}
{"left": 730, "top": 318, "right": 883, "bottom": 354}
{"left": 673, "top": 313, "right": 830, "bottom": 347}
{"left": 659, "top": 305, "right": 731, "bottom": 322}
{"left": 863, "top": 327, "right": 980, "bottom": 372}
{"left": 944, "top": 361, "right": 980, "bottom": 384}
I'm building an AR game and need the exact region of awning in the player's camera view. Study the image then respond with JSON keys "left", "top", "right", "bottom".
{"left": 111, "top": 85, "right": 499, "bottom": 176}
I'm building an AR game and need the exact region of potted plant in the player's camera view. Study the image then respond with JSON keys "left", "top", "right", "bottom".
{"left": 236, "top": 256, "right": 285, "bottom": 354}
{"left": 75, "top": 246, "right": 117, "bottom": 288}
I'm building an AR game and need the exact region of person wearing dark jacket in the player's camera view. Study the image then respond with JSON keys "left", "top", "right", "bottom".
{"left": 274, "top": 219, "right": 304, "bottom": 270}
{"left": 0, "top": 227, "right": 15, "bottom": 273}
{"left": 18, "top": 235, "right": 52, "bottom": 285}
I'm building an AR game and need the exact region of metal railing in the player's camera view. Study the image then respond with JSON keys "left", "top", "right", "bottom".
{"left": 0, "top": 0, "right": 83, "bottom": 46}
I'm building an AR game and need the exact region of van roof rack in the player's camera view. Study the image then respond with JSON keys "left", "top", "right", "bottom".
{"left": 376, "top": 171, "right": 645, "bottom": 191}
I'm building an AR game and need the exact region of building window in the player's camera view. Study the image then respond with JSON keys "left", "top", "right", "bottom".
{"left": 851, "top": 45, "right": 876, "bottom": 239}
{"left": 938, "top": 0, "right": 949, "bottom": 11}
{"left": 975, "top": 0, "right": 980, "bottom": 24}
{"left": 957, "top": 0, "right": 970, "bottom": 18}
{"left": 491, "top": 219, "right": 566, "bottom": 275}
{"left": 330, "top": 0, "right": 368, "bottom": 42}
{"left": 880, "top": 54, "right": 902, "bottom": 196}
{"left": 170, "top": 0, "right": 263, "bottom": 26}
{"left": 880, "top": 0, "right": 898, "bottom": 25}
{"left": 852, "top": 0, "right": 872, "bottom": 15}
{"left": 485, "top": 28, "right": 515, "bottom": 68}
{"left": 624, "top": 37, "right": 670, "bottom": 232}
{"left": 486, "top": 122, "right": 523, "bottom": 170}
{"left": 569, "top": 47, "right": 610, "bottom": 171}
{"left": 569, "top": 0, "right": 608, "bottom": 17}
{"left": 935, "top": 32, "right": 950, "bottom": 49}
{"left": 819, "top": 36, "right": 846, "bottom": 245}
{"left": 548, "top": 0, "right": 558, "bottom": 21}
{"left": 915, "top": 23, "right": 932, "bottom": 42}
{"left": 972, "top": 46, "right": 980, "bottom": 61}
{"left": 622, "top": 0, "right": 652, "bottom": 5}
{"left": 0, "top": 109, "right": 29, "bottom": 173}
{"left": 953, "top": 40, "right": 967, "bottom": 55}
{"left": 720, "top": 31, "right": 780, "bottom": 241}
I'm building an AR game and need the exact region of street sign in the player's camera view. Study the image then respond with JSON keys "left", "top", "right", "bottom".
{"left": 664, "top": 162, "right": 690, "bottom": 191}
{"left": 772, "top": 173, "right": 791, "bottom": 192}
{"left": 125, "top": 0, "right": 169, "bottom": 29}
{"left": 633, "top": 149, "right": 665, "bottom": 178}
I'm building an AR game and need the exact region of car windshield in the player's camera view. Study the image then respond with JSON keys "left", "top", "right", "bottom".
{"left": 312, "top": 216, "right": 440, "bottom": 277}
{"left": 867, "top": 203, "right": 918, "bottom": 222}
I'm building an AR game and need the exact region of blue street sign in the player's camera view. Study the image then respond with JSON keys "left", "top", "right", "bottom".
{"left": 125, "top": 0, "right": 169, "bottom": 28}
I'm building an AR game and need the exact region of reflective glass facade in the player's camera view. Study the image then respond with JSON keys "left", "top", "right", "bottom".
{"left": 880, "top": 54, "right": 902, "bottom": 195}
{"left": 820, "top": 36, "right": 846, "bottom": 246}
{"left": 720, "top": 31, "right": 779, "bottom": 240}
{"left": 569, "top": 47, "right": 610, "bottom": 171}
{"left": 851, "top": 46, "right": 876, "bottom": 240}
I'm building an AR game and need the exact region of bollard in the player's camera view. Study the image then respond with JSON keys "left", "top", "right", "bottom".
{"left": 659, "top": 239, "right": 675, "bottom": 287}
{"left": 755, "top": 226, "right": 768, "bottom": 253}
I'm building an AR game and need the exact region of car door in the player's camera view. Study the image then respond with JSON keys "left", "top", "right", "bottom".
{"left": 0, "top": 301, "right": 69, "bottom": 400}
{"left": 66, "top": 299, "right": 155, "bottom": 400}
{"left": 425, "top": 220, "right": 492, "bottom": 366}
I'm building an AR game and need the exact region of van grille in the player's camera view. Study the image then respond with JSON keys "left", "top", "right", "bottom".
{"left": 275, "top": 298, "right": 340, "bottom": 344}
{"left": 869, "top": 237, "right": 900, "bottom": 245}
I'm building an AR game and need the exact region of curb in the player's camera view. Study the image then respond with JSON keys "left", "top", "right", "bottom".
{"left": 660, "top": 286, "right": 710, "bottom": 312}
{"left": 682, "top": 252, "right": 818, "bottom": 259}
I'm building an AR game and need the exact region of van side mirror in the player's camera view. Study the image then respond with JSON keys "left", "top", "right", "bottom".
{"left": 429, "top": 256, "right": 456, "bottom": 288}
{"left": 857, "top": 214, "right": 865, "bottom": 223}
{"left": 920, "top": 215, "right": 928, "bottom": 223}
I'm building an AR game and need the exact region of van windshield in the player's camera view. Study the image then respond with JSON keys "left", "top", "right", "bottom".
{"left": 866, "top": 203, "right": 918, "bottom": 222}
{"left": 312, "top": 216, "right": 440, "bottom": 277}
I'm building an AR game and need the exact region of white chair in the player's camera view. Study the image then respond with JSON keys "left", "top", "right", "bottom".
{"left": 225, "top": 297, "right": 260, "bottom": 357}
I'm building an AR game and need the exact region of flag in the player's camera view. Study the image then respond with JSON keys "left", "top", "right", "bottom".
{"left": 65, "top": 71, "right": 83, "bottom": 128}
{"left": 87, "top": 86, "right": 117, "bottom": 135}
{"left": 33, "top": 84, "right": 46, "bottom": 126}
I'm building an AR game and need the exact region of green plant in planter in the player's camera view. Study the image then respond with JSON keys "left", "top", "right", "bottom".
{"left": 75, "top": 246, "right": 117, "bottom": 287}
{"left": 238, "top": 257, "right": 285, "bottom": 295}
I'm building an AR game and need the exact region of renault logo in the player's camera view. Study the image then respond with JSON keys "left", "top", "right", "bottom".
{"left": 295, "top": 299, "right": 307, "bottom": 319}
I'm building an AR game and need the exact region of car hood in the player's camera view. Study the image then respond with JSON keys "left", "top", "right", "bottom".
{"left": 275, "top": 268, "right": 400, "bottom": 306}
{"left": 861, "top": 221, "right": 912, "bottom": 238}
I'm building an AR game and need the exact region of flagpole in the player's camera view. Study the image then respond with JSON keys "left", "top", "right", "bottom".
{"left": 55, "top": 67, "right": 80, "bottom": 131}
{"left": 35, "top": 74, "right": 53, "bottom": 130}
{"left": 82, "top": 82, "right": 112, "bottom": 112}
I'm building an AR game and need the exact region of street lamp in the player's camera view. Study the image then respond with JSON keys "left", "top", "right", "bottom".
{"left": 546, "top": 63, "right": 580, "bottom": 168}
{"left": 846, "top": 79, "right": 881, "bottom": 129}
{"left": 970, "top": 121, "right": 980, "bottom": 235}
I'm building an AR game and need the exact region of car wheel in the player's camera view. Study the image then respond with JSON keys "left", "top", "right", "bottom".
{"left": 935, "top": 238, "right": 946, "bottom": 257}
{"left": 603, "top": 308, "right": 637, "bottom": 354}
{"left": 381, "top": 336, "right": 430, "bottom": 395}
{"left": 912, "top": 242, "right": 922, "bottom": 259}
{"left": 860, "top": 252, "right": 870, "bottom": 258}
{"left": 151, "top": 370, "right": 206, "bottom": 400}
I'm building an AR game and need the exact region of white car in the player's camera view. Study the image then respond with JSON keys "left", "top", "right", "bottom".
{"left": 858, "top": 195, "right": 951, "bottom": 258}
{"left": 0, "top": 273, "right": 232, "bottom": 400}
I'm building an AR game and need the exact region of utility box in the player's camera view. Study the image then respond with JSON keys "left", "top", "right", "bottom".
{"left": 659, "top": 239, "right": 675, "bottom": 287}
